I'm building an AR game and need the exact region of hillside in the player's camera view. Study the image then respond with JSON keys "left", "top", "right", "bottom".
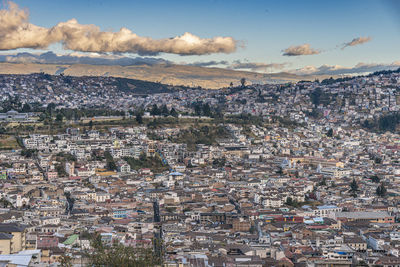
{"left": 0, "top": 62, "right": 337, "bottom": 89}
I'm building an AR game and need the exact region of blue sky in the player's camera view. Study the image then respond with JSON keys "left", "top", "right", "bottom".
{"left": 3, "top": 0, "right": 400, "bottom": 74}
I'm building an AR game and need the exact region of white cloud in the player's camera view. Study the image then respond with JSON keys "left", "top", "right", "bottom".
{"left": 342, "top": 36, "right": 372, "bottom": 49}
{"left": 282, "top": 44, "right": 320, "bottom": 56}
{"left": 290, "top": 62, "right": 400, "bottom": 76}
{"left": 0, "top": 2, "right": 238, "bottom": 56}
{"left": 230, "top": 60, "right": 289, "bottom": 71}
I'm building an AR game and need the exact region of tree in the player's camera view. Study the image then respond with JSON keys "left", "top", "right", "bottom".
{"left": 370, "top": 175, "right": 380, "bottom": 183}
{"left": 64, "top": 192, "right": 75, "bottom": 214}
{"left": 285, "top": 197, "right": 293, "bottom": 206}
{"left": 21, "top": 149, "right": 36, "bottom": 158}
{"left": 135, "top": 113, "right": 143, "bottom": 124}
{"left": 376, "top": 183, "right": 387, "bottom": 197}
{"left": 326, "top": 128, "right": 333, "bottom": 137}
{"left": 139, "top": 152, "right": 147, "bottom": 162}
{"left": 165, "top": 207, "right": 176, "bottom": 213}
{"left": 0, "top": 198, "right": 13, "bottom": 208}
{"left": 59, "top": 255, "right": 73, "bottom": 267}
{"left": 240, "top": 78, "right": 246, "bottom": 87}
{"left": 203, "top": 103, "right": 211, "bottom": 117}
{"left": 310, "top": 88, "right": 322, "bottom": 107}
{"left": 161, "top": 105, "right": 169, "bottom": 117}
{"left": 107, "top": 160, "right": 116, "bottom": 171}
{"left": 55, "top": 113, "right": 63, "bottom": 122}
{"left": 349, "top": 178, "right": 358, "bottom": 197}
{"left": 249, "top": 224, "right": 256, "bottom": 234}
{"left": 46, "top": 103, "right": 57, "bottom": 114}
{"left": 170, "top": 108, "right": 178, "bottom": 117}
{"left": 350, "top": 178, "right": 358, "bottom": 191}
{"left": 55, "top": 163, "right": 67, "bottom": 177}
{"left": 193, "top": 102, "right": 202, "bottom": 116}
{"left": 21, "top": 103, "right": 31, "bottom": 112}
{"left": 150, "top": 104, "right": 160, "bottom": 116}
{"left": 104, "top": 151, "right": 117, "bottom": 171}
{"left": 212, "top": 157, "right": 226, "bottom": 167}
{"left": 87, "top": 235, "right": 161, "bottom": 266}
{"left": 285, "top": 197, "right": 300, "bottom": 207}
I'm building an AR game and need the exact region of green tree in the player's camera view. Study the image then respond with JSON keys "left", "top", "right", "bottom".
{"left": 64, "top": 192, "right": 75, "bottom": 213}
{"left": 59, "top": 255, "right": 73, "bottom": 267}
{"left": 0, "top": 198, "right": 13, "bottom": 208}
{"left": 326, "top": 128, "right": 333, "bottom": 137}
{"left": 212, "top": 157, "right": 226, "bottom": 167}
{"left": 240, "top": 78, "right": 246, "bottom": 87}
{"left": 285, "top": 197, "right": 293, "bottom": 206}
{"left": 46, "top": 103, "right": 57, "bottom": 114}
{"left": 150, "top": 104, "right": 160, "bottom": 116}
{"left": 135, "top": 113, "right": 143, "bottom": 124}
{"left": 349, "top": 178, "right": 359, "bottom": 197}
{"left": 310, "top": 88, "right": 322, "bottom": 107}
{"left": 21, "top": 103, "right": 31, "bottom": 112}
{"left": 55, "top": 113, "right": 63, "bottom": 122}
{"left": 194, "top": 103, "right": 202, "bottom": 116}
{"left": 376, "top": 183, "right": 387, "bottom": 197}
{"left": 161, "top": 105, "right": 169, "bottom": 117}
{"left": 139, "top": 151, "right": 147, "bottom": 162}
{"left": 55, "top": 163, "right": 67, "bottom": 177}
{"left": 374, "top": 157, "right": 382, "bottom": 164}
{"left": 370, "top": 175, "right": 380, "bottom": 183}
{"left": 104, "top": 151, "right": 117, "bottom": 171}
{"left": 87, "top": 235, "right": 161, "bottom": 267}
{"left": 170, "top": 108, "right": 178, "bottom": 117}
{"left": 203, "top": 103, "right": 211, "bottom": 117}
{"left": 107, "top": 161, "right": 116, "bottom": 171}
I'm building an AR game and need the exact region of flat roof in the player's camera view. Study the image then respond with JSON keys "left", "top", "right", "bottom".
{"left": 336, "top": 211, "right": 390, "bottom": 219}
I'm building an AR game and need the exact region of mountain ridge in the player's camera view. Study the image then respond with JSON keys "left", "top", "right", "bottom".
{"left": 0, "top": 62, "right": 338, "bottom": 89}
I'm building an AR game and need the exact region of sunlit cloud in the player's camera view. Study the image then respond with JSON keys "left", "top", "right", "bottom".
{"left": 0, "top": 2, "right": 239, "bottom": 56}
{"left": 342, "top": 36, "right": 372, "bottom": 49}
{"left": 230, "top": 60, "right": 289, "bottom": 71}
{"left": 282, "top": 44, "right": 320, "bottom": 56}
{"left": 187, "top": 60, "right": 229, "bottom": 67}
{"left": 289, "top": 61, "right": 400, "bottom": 75}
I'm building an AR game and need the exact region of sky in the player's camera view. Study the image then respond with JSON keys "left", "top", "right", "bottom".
{"left": 1, "top": 0, "right": 400, "bottom": 75}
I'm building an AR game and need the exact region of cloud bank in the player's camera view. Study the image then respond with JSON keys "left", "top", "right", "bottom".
{"left": 282, "top": 44, "right": 320, "bottom": 56}
{"left": 186, "top": 59, "right": 289, "bottom": 72}
{"left": 187, "top": 60, "right": 229, "bottom": 67}
{"left": 290, "top": 61, "right": 400, "bottom": 76}
{"left": 342, "top": 36, "right": 372, "bottom": 49}
{"left": 0, "top": 52, "right": 289, "bottom": 73}
{"left": 0, "top": 2, "right": 238, "bottom": 56}
{"left": 230, "top": 60, "right": 289, "bottom": 71}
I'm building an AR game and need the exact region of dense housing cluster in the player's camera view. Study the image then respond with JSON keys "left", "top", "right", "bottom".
{"left": 0, "top": 70, "right": 399, "bottom": 266}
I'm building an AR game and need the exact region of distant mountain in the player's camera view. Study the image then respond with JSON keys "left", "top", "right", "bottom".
{"left": 0, "top": 52, "right": 338, "bottom": 88}
{"left": 1, "top": 51, "right": 171, "bottom": 66}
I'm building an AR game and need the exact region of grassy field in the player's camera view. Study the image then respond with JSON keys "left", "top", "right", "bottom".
{"left": 0, "top": 135, "right": 20, "bottom": 150}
